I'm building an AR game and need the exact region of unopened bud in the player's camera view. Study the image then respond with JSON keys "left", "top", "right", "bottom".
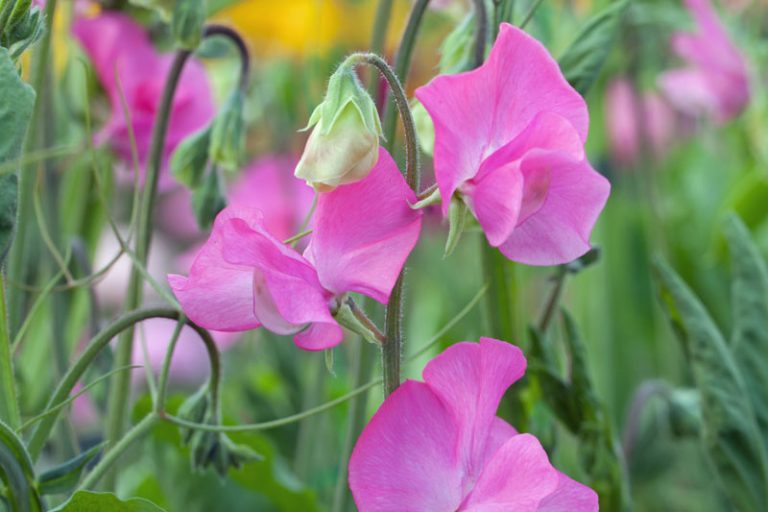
{"left": 210, "top": 90, "right": 245, "bottom": 171}
{"left": 192, "top": 167, "right": 227, "bottom": 230}
{"left": 294, "top": 64, "right": 382, "bottom": 191}
{"left": 171, "top": 126, "right": 211, "bottom": 188}
{"left": 172, "top": 0, "right": 206, "bottom": 50}
{"left": 410, "top": 99, "right": 435, "bottom": 157}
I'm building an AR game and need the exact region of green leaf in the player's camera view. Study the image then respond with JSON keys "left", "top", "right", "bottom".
{"left": 51, "top": 491, "right": 167, "bottom": 512}
{"left": 170, "top": 126, "right": 211, "bottom": 189}
{"left": 38, "top": 443, "right": 104, "bottom": 495}
{"left": 558, "top": 0, "right": 629, "bottom": 95}
{"left": 725, "top": 215, "right": 768, "bottom": 440}
{"left": 0, "top": 420, "right": 43, "bottom": 512}
{"left": 0, "top": 47, "right": 35, "bottom": 265}
{"left": 655, "top": 258, "right": 768, "bottom": 511}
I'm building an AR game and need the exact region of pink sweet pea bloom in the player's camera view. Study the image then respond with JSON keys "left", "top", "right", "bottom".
{"left": 73, "top": 12, "right": 215, "bottom": 189}
{"left": 658, "top": 0, "right": 750, "bottom": 123}
{"left": 168, "top": 148, "right": 422, "bottom": 350}
{"left": 416, "top": 23, "right": 610, "bottom": 266}
{"left": 349, "top": 338, "right": 597, "bottom": 511}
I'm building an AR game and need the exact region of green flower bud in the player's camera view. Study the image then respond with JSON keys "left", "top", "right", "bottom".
{"left": 294, "top": 64, "right": 382, "bottom": 191}
{"left": 191, "top": 167, "right": 227, "bottom": 230}
{"left": 171, "top": 126, "right": 211, "bottom": 188}
{"left": 209, "top": 90, "right": 245, "bottom": 171}
{"left": 172, "top": 0, "right": 206, "bottom": 50}
{"left": 177, "top": 384, "right": 211, "bottom": 444}
{"left": 6, "top": 0, "right": 31, "bottom": 31}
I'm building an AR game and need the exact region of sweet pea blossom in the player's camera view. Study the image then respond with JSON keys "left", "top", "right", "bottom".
{"left": 169, "top": 148, "right": 422, "bottom": 350}
{"left": 658, "top": 0, "right": 749, "bottom": 123}
{"left": 73, "top": 12, "right": 215, "bottom": 189}
{"left": 416, "top": 23, "right": 610, "bottom": 266}
{"left": 349, "top": 338, "right": 598, "bottom": 511}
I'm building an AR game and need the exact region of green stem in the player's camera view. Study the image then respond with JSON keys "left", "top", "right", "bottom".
{"left": 480, "top": 241, "right": 517, "bottom": 342}
{"left": 0, "top": 274, "right": 20, "bottom": 428}
{"left": 345, "top": 52, "right": 420, "bottom": 395}
{"left": 472, "top": 0, "right": 489, "bottom": 68}
{"left": 153, "top": 316, "right": 186, "bottom": 413}
{"left": 103, "top": 48, "right": 192, "bottom": 484}
{"left": 6, "top": 0, "right": 58, "bottom": 335}
{"left": 203, "top": 24, "right": 251, "bottom": 92}
{"left": 78, "top": 413, "right": 159, "bottom": 491}
{"left": 27, "top": 308, "right": 218, "bottom": 461}
{"left": 537, "top": 266, "right": 567, "bottom": 333}
{"left": 292, "top": 354, "right": 325, "bottom": 480}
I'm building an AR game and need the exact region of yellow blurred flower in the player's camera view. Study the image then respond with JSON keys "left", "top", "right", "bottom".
{"left": 213, "top": 0, "right": 410, "bottom": 58}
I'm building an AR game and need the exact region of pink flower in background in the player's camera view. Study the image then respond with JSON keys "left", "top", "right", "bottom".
{"left": 158, "top": 155, "right": 315, "bottom": 242}
{"left": 132, "top": 319, "right": 238, "bottom": 386}
{"left": 349, "top": 338, "right": 597, "bottom": 511}
{"left": 605, "top": 78, "right": 676, "bottom": 166}
{"left": 416, "top": 23, "right": 610, "bottom": 266}
{"left": 169, "top": 149, "right": 422, "bottom": 350}
{"left": 73, "top": 12, "right": 215, "bottom": 189}
{"left": 658, "top": 0, "right": 749, "bottom": 123}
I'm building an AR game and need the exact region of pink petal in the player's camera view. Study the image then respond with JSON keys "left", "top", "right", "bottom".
{"left": 304, "top": 148, "right": 422, "bottom": 304}
{"left": 168, "top": 208, "right": 263, "bottom": 332}
{"left": 538, "top": 473, "right": 599, "bottom": 512}
{"left": 658, "top": 68, "right": 719, "bottom": 120}
{"left": 422, "top": 338, "right": 527, "bottom": 483}
{"left": 498, "top": 150, "right": 610, "bottom": 266}
{"left": 604, "top": 78, "right": 641, "bottom": 166}
{"left": 218, "top": 208, "right": 343, "bottom": 350}
{"left": 464, "top": 161, "right": 523, "bottom": 247}
{"left": 416, "top": 23, "right": 588, "bottom": 215}
{"left": 349, "top": 381, "right": 464, "bottom": 512}
{"left": 459, "top": 434, "right": 560, "bottom": 511}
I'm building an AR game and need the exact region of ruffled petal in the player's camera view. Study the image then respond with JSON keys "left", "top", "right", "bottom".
{"left": 349, "top": 381, "right": 464, "bottom": 512}
{"left": 305, "top": 148, "right": 422, "bottom": 304}
{"left": 422, "top": 338, "right": 527, "bottom": 483}
{"left": 459, "top": 434, "right": 560, "bottom": 511}
{"left": 498, "top": 150, "right": 610, "bottom": 266}
{"left": 218, "top": 208, "right": 339, "bottom": 348}
{"left": 537, "top": 472, "right": 599, "bottom": 512}
{"left": 168, "top": 208, "right": 263, "bottom": 332}
{"left": 416, "top": 23, "right": 588, "bottom": 215}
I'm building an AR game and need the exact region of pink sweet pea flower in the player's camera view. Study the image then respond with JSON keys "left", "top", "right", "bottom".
{"left": 416, "top": 23, "right": 610, "bottom": 266}
{"left": 349, "top": 338, "right": 597, "bottom": 511}
{"left": 73, "top": 12, "right": 215, "bottom": 189}
{"left": 658, "top": 0, "right": 750, "bottom": 123}
{"left": 168, "top": 148, "right": 422, "bottom": 350}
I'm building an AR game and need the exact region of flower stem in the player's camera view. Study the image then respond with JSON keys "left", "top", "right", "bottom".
{"left": 28, "top": 307, "right": 219, "bottom": 461}
{"left": 103, "top": 48, "right": 193, "bottom": 488}
{"left": 203, "top": 24, "right": 251, "bottom": 92}
{"left": 345, "top": 52, "right": 420, "bottom": 395}
{"left": 78, "top": 413, "right": 159, "bottom": 491}
{"left": 0, "top": 274, "right": 20, "bottom": 428}
{"left": 472, "top": 0, "right": 489, "bottom": 68}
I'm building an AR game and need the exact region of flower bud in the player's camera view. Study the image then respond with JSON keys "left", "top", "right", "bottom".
{"left": 294, "top": 65, "right": 382, "bottom": 191}
{"left": 171, "top": 126, "right": 211, "bottom": 188}
{"left": 192, "top": 167, "right": 227, "bottom": 230}
{"left": 172, "top": 0, "right": 206, "bottom": 50}
{"left": 209, "top": 90, "right": 245, "bottom": 171}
